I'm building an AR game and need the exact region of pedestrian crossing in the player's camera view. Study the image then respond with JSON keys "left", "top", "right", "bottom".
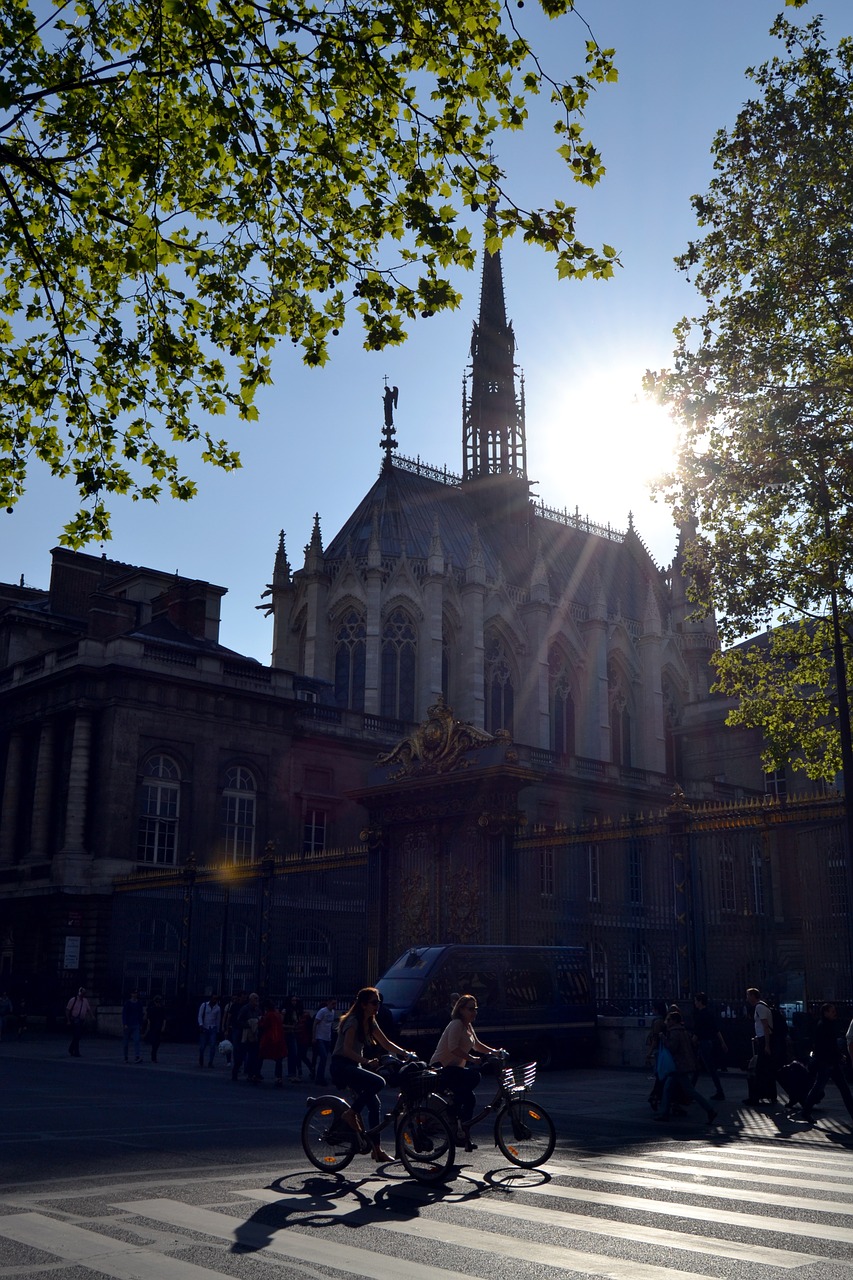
{"left": 1, "top": 1138, "right": 852, "bottom": 1279}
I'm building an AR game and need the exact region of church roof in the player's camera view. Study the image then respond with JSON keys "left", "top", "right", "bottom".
{"left": 323, "top": 461, "right": 668, "bottom": 625}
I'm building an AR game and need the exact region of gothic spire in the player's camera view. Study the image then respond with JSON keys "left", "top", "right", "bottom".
{"left": 462, "top": 216, "right": 527, "bottom": 482}
{"left": 273, "top": 529, "right": 291, "bottom": 587}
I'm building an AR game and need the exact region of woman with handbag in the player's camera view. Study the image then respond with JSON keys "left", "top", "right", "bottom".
{"left": 655, "top": 1010, "right": 718, "bottom": 1124}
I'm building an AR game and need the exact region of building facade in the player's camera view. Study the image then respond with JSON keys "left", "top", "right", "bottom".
{"left": 0, "top": 243, "right": 847, "bottom": 1012}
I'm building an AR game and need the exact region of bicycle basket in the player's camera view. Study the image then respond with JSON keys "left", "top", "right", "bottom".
{"left": 501, "top": 1062, "right": 537, "bottom": 1092}
{"left": 398, "top": 1062, "right": 438, "bottom": 1104}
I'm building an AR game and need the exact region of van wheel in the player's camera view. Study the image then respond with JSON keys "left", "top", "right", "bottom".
{"left": 535, "top": 1040, "right": 553, "bottom": 1070}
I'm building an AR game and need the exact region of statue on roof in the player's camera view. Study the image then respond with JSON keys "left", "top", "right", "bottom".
{"left": 383, "top": 383, "right": 398, "bottom": 427}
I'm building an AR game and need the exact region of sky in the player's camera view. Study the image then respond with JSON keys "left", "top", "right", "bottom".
{"left": 2, "top": 1, "right": 849, "bottom": 662}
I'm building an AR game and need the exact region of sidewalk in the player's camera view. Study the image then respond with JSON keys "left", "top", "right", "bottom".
{"left": 2, "top": 1028, "right": 852, "bottom": 1141}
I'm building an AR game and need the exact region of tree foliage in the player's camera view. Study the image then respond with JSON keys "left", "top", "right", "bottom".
{"left": 0, "top": 0, "right": 618, "bottom": 543}
{"left": 647, "top": 14, "right": 853, "bottom": 781}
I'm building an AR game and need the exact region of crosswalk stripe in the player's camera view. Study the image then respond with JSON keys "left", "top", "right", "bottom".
{"left": 453, "top": 1190, "right": 822, "bottom": 1269}
{"left": 119, "top": 1198, "right": 481, "bottom": 1280}
{"left": 535, "top": 1165, "right": 853, "bottom": 1214}
{"left": 0, "top": 1212, "right": 223, "bottom": 1280}
{"left": 523, "top": 1179, "right": 853, "bottom": 1244}
{"left": 123, "top": 1194, "right": 718, "bottom": 1280}
{"left": 646, "top": 1146, "right": 853, "bottom": 1175}
{"left": 232, "top": 1186, "right": 821, "bottom": 1270}
{"left": 591, "top": 1154, "right": 853, "bottom": 1194}
{"left": 377, "top": 1215, "right": 720, "bottom": 1280}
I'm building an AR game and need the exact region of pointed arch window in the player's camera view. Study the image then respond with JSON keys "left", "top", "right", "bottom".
{"left": 549, "top": 648, "right": 575, "bottom": 757}
{"left": 221, "top": 766, "right": 257, "bottom": 863}
{"left": 137, "top": 754, "right": 180, "bottom": 865}
{"left": 380, "top": 608, "right": 417, "bottom": 721}
{"left": 334, "top": 609, "right": 366, "bottom": 711}
{"left": 609, "top": 666, "right": 632, "bottom": 766}
{"left": 663, "top": 681, "right": 682, "bottom": 779}
{"left": 484, "top": 633, "right": 514, "bottom": 735}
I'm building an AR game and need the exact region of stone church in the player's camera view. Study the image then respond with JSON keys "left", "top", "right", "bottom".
{"left": 266, "top": 241, "right": 717, "bottom": 820}
{"left": 1, "top": 239, "right": 841, "bottom": 1012}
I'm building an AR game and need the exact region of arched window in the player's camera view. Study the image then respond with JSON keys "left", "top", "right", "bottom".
{"left": 628, "top": 942, "right": 651, "bottom": 1001}
{"left": 380, "top": 608, "right": 417, "bottom": 721}
{"left": 221, "top": 766, "right": 257, "bottom": 863}
{"left": 663, "top": 679, "right": 682, "bottom": 779}
{"left": 334, "top": 609, "right": 366, "bottom": 711}
{"left": 549, "top": 648, "right": 575, "bottom": 756}
{"left": 484, "top": 633, "right": 514, "bottom": 735}
{"left": 137, "top": 754, "right": 180, "bottom": 865}
{"left": 609, "top": 664, "right": 632, "bottom": 766}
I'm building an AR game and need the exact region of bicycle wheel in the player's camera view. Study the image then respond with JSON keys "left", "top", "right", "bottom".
{"left": 396, "top": 1106, "right": 456, "bottom": 1183}
{"left": 301, "top": 1101, "right": 357, "bottom": 1172}
{"left": 495, "top": 1097, "right": 555, "bottom": 1167}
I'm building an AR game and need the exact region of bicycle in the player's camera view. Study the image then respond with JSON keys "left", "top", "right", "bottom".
{"left": 436, "top": 1053, "right": 556, "bottom": 1167}
{"left": 301, "top": 1057, "right": 456, "bottom": 1184}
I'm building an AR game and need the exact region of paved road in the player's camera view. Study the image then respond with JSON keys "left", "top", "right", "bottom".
{"left": 1, "top": 1030, "right": 852, "bottom": 1278}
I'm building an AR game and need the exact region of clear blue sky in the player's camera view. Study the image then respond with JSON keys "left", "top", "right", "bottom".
{"left": 2, "top": 1, "right": 848, "bottom": 661}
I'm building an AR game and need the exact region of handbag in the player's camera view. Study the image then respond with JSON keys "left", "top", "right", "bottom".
{"left": 656, "top": 1044, "right": 676, "bottom": 1078}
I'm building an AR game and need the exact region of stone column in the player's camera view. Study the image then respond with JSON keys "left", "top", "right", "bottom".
{"left": 420, "top": 576, "right": 444, "bottom": 719}
{"left": 639, "top": 583, "right": 665, "bottom": 773}
{"left": 419, "top": 518, "right": 446, "bottom": 718}
{"left": 28, "top": 720, "right": 55, "bottom": 860}
{"left": 364, "top": 522, "right": 383, "bottom": 715}
{"left": 459, "top": 527, "right": 486, "bottom": 728}
{"left": 59, "top": 712, "right": 92, "bottom": 860}
{"left": 0, "top": 731, "right": 23, "bottom": 865}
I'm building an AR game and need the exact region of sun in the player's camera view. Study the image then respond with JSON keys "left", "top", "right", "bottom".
{"left": 530, "top": 359, "right": 681, "bottom": 563}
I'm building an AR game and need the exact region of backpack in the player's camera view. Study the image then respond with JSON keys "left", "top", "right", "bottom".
{"left": 769, "top": 1003, "right": 788, "bottom": 1061}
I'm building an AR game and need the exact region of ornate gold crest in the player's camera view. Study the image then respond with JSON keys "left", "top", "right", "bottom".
{"left": 377, "top": 694, "right": 509, "bottom": 779}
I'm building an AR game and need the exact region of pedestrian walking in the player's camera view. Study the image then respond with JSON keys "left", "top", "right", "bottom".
{"left": 645, "top": 1000, "right": 669, "bottom": 1111}
{"left": 122, "top": 990, "right": 145, "bottom": 1062}
{"left": 798, "top": 1003, "right": 853, "bottom": 1124}
{"left": 197, "top": 995, "right": 221, "bottom": 1067}
{"left": 312, "top": 996, "right": 337, "bottom": 1086}
{"left": 691, "top": 992, "right": 727, "bottom": 1100}
{"left": 655, "top": 1010, "right": 718, "bottom": 1125}
{"left": 65, "top": 987, "right": 92, "bottom": 1057}
{"left": 745, "top": 987, "right": 777, "bottom": 1105}
{"left": 144, "top": 994, "right": 166, "bottom": 1063}
{"left": 259, "top": 999, "right": 287, "bottom": 1086}
{"left": 295, "top": 1001, "right": 314, "bottom": 1079}
{"left": 282, "top": 995, "right": 301, "bottom": 1080}
{"left": 226, "top": 991, "right": 249, "bottom": 1081}
{"left": 237, "top": 992, "right": 262, "bottom": 1083}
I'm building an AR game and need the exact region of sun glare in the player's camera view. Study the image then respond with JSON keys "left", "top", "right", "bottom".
{"left": 531, "top": 362, "right": 680, "bottom": 563}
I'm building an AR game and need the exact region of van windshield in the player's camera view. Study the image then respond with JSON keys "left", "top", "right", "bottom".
{"left": 376, "top": 977, "right": 424, "bottom": 1009}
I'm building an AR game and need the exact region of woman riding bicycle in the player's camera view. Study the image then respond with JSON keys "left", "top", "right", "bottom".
{"left": 430, "top": 993, "right": 502, "bottom": 1144}
{"left": 330, "top": 985, "right": 409, "bottom": 1162}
